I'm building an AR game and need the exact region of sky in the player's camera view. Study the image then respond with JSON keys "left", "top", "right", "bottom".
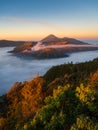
{"left": 0, "top": 0, "right": 98, "bottom": 41}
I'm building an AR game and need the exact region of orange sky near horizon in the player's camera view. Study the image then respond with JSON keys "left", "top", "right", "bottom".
{"left": 0, "top": 19, "right": 98, "bottom": 41}
{"left": 0, "top": 20, "right": 98, "bottom": 41}
{"left": 0, "top": 31, "right": 98, "bottom": 41}
{"left": 0, "top": 0, "right": 98, "bottom": 41}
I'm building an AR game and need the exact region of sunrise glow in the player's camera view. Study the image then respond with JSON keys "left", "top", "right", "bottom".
{"left": 0, "top": 0, "right": 98, "bottom": 41}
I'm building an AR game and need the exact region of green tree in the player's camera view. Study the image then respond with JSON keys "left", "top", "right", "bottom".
{"left": 25, "top": 85, "right": 78, "bottom": 130}
{"left": 76, "top": 83, "right": 98, "bottom": 116}
{"left": 70, "top": 115, "right": 98, "bottom": 130}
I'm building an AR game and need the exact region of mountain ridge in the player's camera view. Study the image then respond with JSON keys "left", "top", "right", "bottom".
{"left": 8, "top": 34, "right": 98, "bottom": 59}
{"left": 0, "top": 40, "right": 25, "bottom": 47}
{"left": 41, "top": 34, "right": 88, "bottom": 45}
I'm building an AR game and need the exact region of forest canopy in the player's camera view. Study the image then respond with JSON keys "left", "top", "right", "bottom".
{"left": 0, "top": 57, "right": 98, "bottom": 130}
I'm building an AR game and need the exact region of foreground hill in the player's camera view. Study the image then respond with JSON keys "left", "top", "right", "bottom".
{"left": 0, "top": 57, "right": 98, "bottom": 130}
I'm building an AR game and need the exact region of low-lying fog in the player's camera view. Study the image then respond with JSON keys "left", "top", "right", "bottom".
{"left": 0, "top": 47, "right": 98, "bottom": 95}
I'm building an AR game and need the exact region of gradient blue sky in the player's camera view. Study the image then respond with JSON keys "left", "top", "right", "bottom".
{"left": 0, "top": 0, "right": 98, "bottom": 40}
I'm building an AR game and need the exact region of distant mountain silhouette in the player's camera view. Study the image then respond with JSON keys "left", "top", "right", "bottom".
{"left": 41, "top": 34, "right": 88, "bottom": 45}
{"left": 60, "top": 37, "right": 88, "bottom": 44}
{"left": 0, "top": 40, "right": 24, "bottom": 47}
{"left": 0, "top": 35, "right": 88, "bottom": 48}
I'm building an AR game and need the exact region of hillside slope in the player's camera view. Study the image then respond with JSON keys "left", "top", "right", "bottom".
{"left": 0, "top": 57, "right": 98, "bottom": 130}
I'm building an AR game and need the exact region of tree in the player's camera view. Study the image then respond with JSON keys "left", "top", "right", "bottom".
{"left": 26, "top": 85, "right": 78, "bottom": 130}
{"left": 70, "top": 115, "right": 98, "bottom": 130}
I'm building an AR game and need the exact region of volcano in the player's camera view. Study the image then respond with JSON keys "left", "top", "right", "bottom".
{"left": 41, "top": 34, "right": 88, "bottom": 45}
{"left": 11, "top": 34, "right": 98, "bottom": 59}
{"left": 41, "top": 34, "right": 60, "bottom": 43}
